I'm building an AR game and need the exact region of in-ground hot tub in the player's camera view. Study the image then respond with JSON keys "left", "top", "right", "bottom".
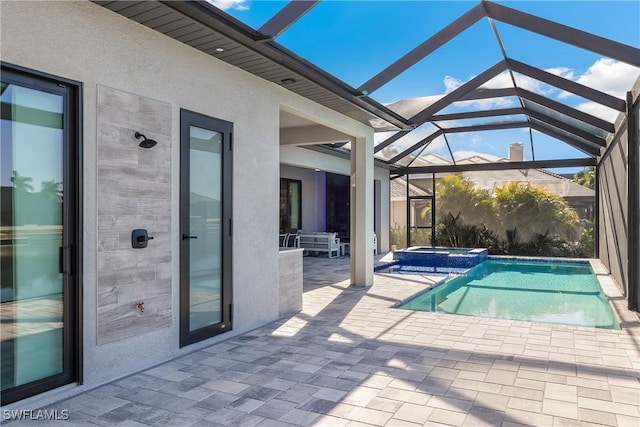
{"left": 376, "top": 247, "right": 488, "bottom": 274}
{"left": 398, "top": 246, "right": 488, "bottom": 268}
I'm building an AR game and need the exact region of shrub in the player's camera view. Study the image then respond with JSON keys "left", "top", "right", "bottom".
{"left": 429, "top": 176, "right": 585, "bottom": 257}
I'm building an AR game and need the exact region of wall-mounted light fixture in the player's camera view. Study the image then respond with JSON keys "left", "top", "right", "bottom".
{"left": 134, "top": 132, "right": 158, "bottom": 149}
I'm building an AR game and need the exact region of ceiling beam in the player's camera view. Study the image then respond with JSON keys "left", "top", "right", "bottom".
{"left": 516, "top": 88, "right": 615, "bottom": 133}
{"left": 428, "top": 105, "right": 607, "bottom": 146}
{"left": 357, "top": 3, "right": 485, "bottom": 95}
{"left": 374, "top": 130, "right": 412, "bottom": 153}
{"left": 280, "top": 125, "right": 354, "bottom": 145}
{"left": 388, "top": 129, "right": 444, "bottom": 164}
{"left": 443, "top": 120, "right": 531, "bottom": 133}
{"left": 529, "top": 120, "right": 600, "bottom": 157}
{"left": 387, "top": 121, "right": 527, "bottom": 164}
{"left": 389, "top": 120, "right": 599, "bottom": 164}
{"left": 395, "top": 157, "right": 595, "bottom": 174}
{"left": 507, "top": 58, "right": 626, "bottom": 111}
{"left": 301, "top": 145, "right": 392, "bottom": 169}
{"left": 459, "top": 87, "right": 516, "bottom": 101}
{"left": 410, "top": 60, "right": 508, "bottom": 124}
{"left": 484, "top": 1, "right": 640, "bottom": 67}
{"left": 524, "top": 108, "right": 606, "bottom": 147}
{"left": 453, "top": 86, "right": 614, "bottom": 133}
{"left": 431, "top": 107, "right": 524, "bottom": 121}
{"left": 257, "top": 1, "right": 319, "bottom": 41}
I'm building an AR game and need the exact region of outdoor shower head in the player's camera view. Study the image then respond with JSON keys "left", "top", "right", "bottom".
{"left": 134, "top": 132, "right": 158, "bottom": 149}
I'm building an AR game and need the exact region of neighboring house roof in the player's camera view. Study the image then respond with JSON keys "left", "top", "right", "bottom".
{"left": 390, "top": 178, "right": 430, "bottom": 200}
{"left": 414, "top": 153, "right": 452, "bottom": 166}
{"left": 456, "top": 153, "right": 505, "bottom": 164}
{"left": 461, "top": 169, "right": 594, "bottom": 199}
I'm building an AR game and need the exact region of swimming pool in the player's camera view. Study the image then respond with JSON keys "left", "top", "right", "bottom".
{"left": 397, "top": 259, "right": 619, "bottom": 329}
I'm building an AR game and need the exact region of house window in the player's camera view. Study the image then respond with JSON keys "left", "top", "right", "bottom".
{"left": 280, "top": 178, "right": 301, "bottom": 233}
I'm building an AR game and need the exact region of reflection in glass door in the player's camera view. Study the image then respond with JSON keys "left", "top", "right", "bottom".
{"left": 180, "top": 110, "right": 232, "bottom": 347}
{"left": 1, "top": 66, "right": 79, "bottom": 404}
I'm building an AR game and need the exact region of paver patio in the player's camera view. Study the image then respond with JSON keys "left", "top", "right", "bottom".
{"left": 8, "top": 256, "right": 640, "bottom": 426}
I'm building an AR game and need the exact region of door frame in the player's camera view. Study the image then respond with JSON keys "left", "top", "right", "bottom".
{"left": 179, "top": 109, "right": 233, "bottom": 347}
{"left": 0, "top": 62, "right": 83, "bottom": 404}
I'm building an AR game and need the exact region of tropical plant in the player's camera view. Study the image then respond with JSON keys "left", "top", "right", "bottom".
{"left": 435, "top": 212, "right": 501, "bottom": 251}
{"left": 576, "top": 219, "right": 595, "bottom": 257}
{"left": 574, "top": 166, "right": 595, "bottom": 189}
{"left": 424, "top": 176, "right": 586, "bottom": 257}
{"left": 427, "top": 174, "right": 496, "bottom": 229}
{"left": 494, "top": 181, "right": 579, "bottom": 242}
{"left": 10, "top": 170, "right": 34, "bottom": 192}
{"left": 504, "top": 228, "right": 522, "bottom": 255}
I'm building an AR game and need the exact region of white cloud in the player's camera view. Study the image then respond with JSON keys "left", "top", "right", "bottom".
{"left": 575, "top": 102, "right": 620, "bottom": 123}
{"left": 453, "top": 97, "right": 515, "bottom": 110}
{"left": 482, "top": 71, "right": 516, "bottom": 90}
{"left": 553, "top": 58, "right": 640, "bottom": 122}
{"left": 546, "top": 67, "right": 575, "bottom": 81}
{"left": 206, "top": 0, "right": 249, "bottom": 11}
{"left": 443, "top": 76, "right": 464, "bottom": 94}
{"left": 444, "top": 73, "right": 515, "bottom": 109}
{"left": 558, "top": 58, "right": 640, "bottom": 99}
{"left": 574, "top": 58, "right": 639, "bottom": 98}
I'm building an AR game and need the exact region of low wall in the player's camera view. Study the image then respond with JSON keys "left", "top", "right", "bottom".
{"left": 278, "top": 248, "right": 303, "bottom": 317}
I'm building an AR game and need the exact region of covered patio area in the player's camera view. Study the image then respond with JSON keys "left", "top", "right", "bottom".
{"left": 23, "top": 257, "right": 640, "bottom": 426}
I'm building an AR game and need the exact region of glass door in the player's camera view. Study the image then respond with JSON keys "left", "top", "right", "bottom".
{"left": 1, "top": 66, "right": 79, "bottom": 404}
{"left": 279, "top": 178, "right": 301, "bottom": 233}
{"left": 409, "top": 197, "right": 435, "bottom": 247}
{"left": 180, "top": 110, "right": 232, "bottom": 347}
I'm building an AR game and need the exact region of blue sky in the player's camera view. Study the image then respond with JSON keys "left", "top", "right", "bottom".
{"left": 210, "top": 1, "right": 640, "bottom": 169}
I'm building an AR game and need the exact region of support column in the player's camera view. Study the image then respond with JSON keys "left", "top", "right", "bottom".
{"left": 627, "top": 90, "right": 639, "bottom": 311}
{"left": 350, "top": 136, "right": 374, "bottom": 287}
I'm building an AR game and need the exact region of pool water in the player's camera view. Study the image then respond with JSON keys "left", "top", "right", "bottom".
{"left": 398, "top": 259, "right": 619, "bottom": 329}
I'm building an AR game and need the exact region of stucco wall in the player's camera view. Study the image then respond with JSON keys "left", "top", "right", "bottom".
{"left": 391, "top": 200, "right": 407, "bottom": 230}
{"left": 280, "top": 146, "right": 391, "bottom": 252}
{"left": 277, "top": 248, "right": 303, "bottom": 317}
{"left": 280, "top": 164, "right": 326, "bottom": 232}
{"left": 1, "top": 0, "right": 373, "bottom": 406}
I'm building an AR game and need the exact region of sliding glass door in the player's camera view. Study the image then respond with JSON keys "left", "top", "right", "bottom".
{"left": 1, "top": 65, "right": 80, "bottom": 404}
{"left": 180, "top": 109, "right": 232, "bottom": 347}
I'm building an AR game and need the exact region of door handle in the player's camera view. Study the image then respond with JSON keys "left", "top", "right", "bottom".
{"left": 182, "top": 234, "right": 198, "bottom": 240}
{"left": 58, "top": 245, "right": 73, "bottom": 275}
